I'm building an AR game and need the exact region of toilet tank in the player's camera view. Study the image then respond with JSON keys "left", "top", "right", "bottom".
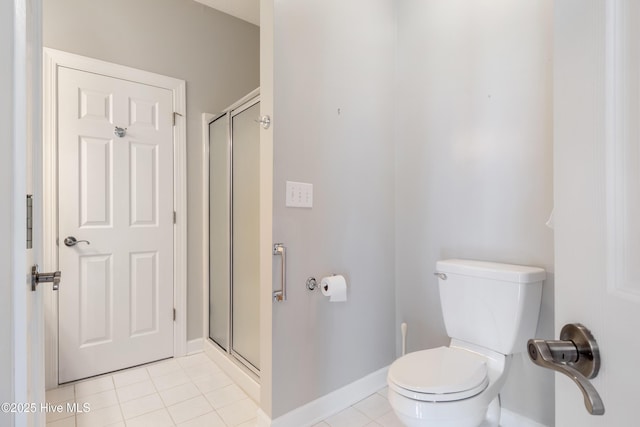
{"left": 436, "top": 259, "right": 545, "bottom": 355}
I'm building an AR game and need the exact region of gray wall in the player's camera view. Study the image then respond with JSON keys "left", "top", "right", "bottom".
{"left": 272, "top": 0, "right": 396, "bottom": 417}
{"left": 395, "top": 1, "right": 555, "bottom": 425}
{"left": 43, "top": 0, "right": 260, "bottom": 340}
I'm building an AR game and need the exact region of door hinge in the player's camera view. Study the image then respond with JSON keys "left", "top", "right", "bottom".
{"left": 173, "top": 211, "right": 177, "bottom": 224}
{"left": 172, "top": 111, "right": 183, "bottom": 126}
{"left": 173, "top": 308, "right": 176, "bottom": 321}
{"left": 26, "top": 195, "right": 33, "bottom": 249}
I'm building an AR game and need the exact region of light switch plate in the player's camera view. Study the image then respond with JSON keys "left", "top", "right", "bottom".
{"left": 286, "top": 181, "right": 313, "bottom": 208}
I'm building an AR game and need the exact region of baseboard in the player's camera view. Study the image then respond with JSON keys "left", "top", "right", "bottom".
{"left": 256, "top": 374, "right": 546, "bottom": 427}
{"left": 256, "top": 409, "right": 271, "bottom": 427}
{"left": 186, "top": 338, "right": 203, "bottom": 355}
{"left": 500, "top": 409, "right": 549, "bottom": 427}
{"left": 203, "top": 339, "right": 260, "bottom": 403}
{"left": 260, "top": 366, "right": 388, "bottom": 427}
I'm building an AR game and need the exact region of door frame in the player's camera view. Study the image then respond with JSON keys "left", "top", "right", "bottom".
{"left": 42, "top": 48, "right": 188, "bottom": 388}
{"left": 2, "top": 0, "right": 44, "bottom": 424}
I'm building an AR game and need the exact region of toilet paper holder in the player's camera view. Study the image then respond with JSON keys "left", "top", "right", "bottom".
{"left": 306, "top": 276, "right": 336, "bottom": 292}
{"left": 306, "top": 277, "right": 321, "bottom": 291}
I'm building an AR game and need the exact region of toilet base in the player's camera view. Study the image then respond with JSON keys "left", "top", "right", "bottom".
{"left": 388, "top": 387, "right": 498, "bottom": 427}
{"left": 395, "top": 413, "right": 486, "bottom": 427}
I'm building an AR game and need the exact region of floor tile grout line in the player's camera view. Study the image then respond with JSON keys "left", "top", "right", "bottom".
{"left": 109, "top": 375, "right": 127, "bottom": 427}
{"left": 73, "top": 382, "right": 78, "bottom": 427}
{"left": 49, "top": 355, "right": 402, "bottom": 427}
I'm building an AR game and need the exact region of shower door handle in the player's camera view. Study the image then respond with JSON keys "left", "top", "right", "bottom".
{"left": 527, "top": 323, "right": 604, "bottom": 415}
{"left": 273, "top": 243, "right": 286, "bottom": 302}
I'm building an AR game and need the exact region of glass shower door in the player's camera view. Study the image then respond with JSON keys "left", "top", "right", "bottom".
{"left": 231, "top": 100, "right": 260, "bottom": 371}
{"left": 208, "top": 94, "right": 260, "bottom": 374}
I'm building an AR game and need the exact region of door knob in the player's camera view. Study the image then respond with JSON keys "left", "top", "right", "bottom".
{"left": 255, "top": 115, "right": 271, "bottom": 129}
{"left": 31, "top": 264, "right": 61, "bottom": 291}
{"left": 64, "top": 236, "right": 90, "bottom": 247}
{"left": 528, "top": 323, "right": 604, "bottom": 415}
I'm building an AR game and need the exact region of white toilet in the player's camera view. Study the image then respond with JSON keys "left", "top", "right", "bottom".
{"left": 387, "top": 259, "right": 545, "bottom": 427}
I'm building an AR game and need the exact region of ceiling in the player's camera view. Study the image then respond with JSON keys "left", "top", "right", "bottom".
{"left": 193, "top": 0, "right": 260, "bottom": 26}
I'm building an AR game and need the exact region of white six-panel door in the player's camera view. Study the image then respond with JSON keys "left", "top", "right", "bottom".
{"left": 57, "top": 66, "right": 174, "bottom": 383}
{"left": 555, "top": 0, "right": 640, "bottom": 425}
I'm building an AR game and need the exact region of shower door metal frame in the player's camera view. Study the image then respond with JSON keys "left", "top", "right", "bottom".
{"left": 208, "top": 89, "right": 261, "bottom": 377}
{"left": 208, "top": 110, "right": 231, "bottom": 354}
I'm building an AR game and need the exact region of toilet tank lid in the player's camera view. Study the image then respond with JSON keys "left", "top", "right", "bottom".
{"left": 436, "top": 259, "right": 546, "bottom": 283}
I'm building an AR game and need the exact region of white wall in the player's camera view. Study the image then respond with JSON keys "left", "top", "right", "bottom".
{"left": 43, "top": 0, "right": 260, "bottom": 340}
{"left": 272, "top": 0, "right": 396, "bottom": 417}
{"left": 395, "top": 1, "right": 554, "bottom": 425}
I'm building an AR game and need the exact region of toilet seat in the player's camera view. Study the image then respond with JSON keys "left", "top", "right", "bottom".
{"left": 388, "top": 346, "right": 489, "bottom": 402}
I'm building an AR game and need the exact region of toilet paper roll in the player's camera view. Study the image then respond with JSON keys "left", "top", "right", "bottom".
{"left": 321, "top": 275, "right": 347, "bottom": 302}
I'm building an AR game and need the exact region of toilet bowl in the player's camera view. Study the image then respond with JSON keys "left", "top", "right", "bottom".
{"left": 388, "top": 259, "right": 545, "bottom": 427}
{"left": 388, "top": 341, "right": 510, "bottom": 427}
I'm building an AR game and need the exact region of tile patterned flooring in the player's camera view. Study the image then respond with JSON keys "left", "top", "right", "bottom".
{"left": 312, "top": 389, "right": 404, "bottom": 427}
{"left": 46, "top": 352, "right": 403, "bottom": 427}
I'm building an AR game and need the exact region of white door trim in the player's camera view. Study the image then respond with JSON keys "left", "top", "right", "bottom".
{"left": 43, "top": 48, "right": 187, "bottom": 388}
{"left": 3, "top": 0, "right": 43, "bottom": 424}
{"left": 201, "top": 111, "right": 213, "bottom": 352}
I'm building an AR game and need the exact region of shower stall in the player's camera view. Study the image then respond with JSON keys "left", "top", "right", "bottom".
{"left": 208, "top": 89, "right": 261, "bottom": 376}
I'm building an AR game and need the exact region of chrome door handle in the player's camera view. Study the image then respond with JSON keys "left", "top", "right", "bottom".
{"left": 31, "top": 264, "right": 61, "bottom": 291}
{"left": 528, "top": 323, "right": 604, "bottom": 415}
{"left": 273, "top": 243, "right": 286, "bottom": 302}
{"left": 64, "top": 236, "right": 90, "bottom": 247}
